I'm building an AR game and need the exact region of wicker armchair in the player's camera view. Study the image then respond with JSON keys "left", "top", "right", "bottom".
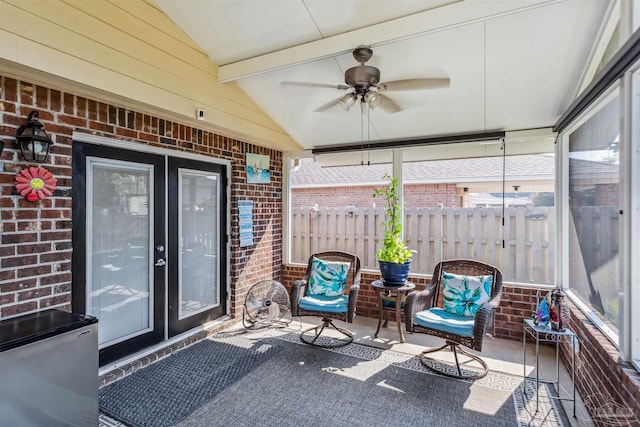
{"left": 405, "top": 259, "right": 503, "bottom": 379}
{"left": 290, "top": 251, "right": 361, "bottom": 348}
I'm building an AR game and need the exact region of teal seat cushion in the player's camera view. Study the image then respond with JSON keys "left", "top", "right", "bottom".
{"left": 414, "top": 307, "right": 475, "bottom": 337}
{"left": 299, "top": 294, "right": 348, "bottom": 314}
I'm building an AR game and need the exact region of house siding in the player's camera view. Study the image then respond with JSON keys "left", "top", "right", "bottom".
{"left": 0, "top": 74, "right": 283, "bottom": 321}
{"left": 0, "top": 0, "right": 299, "bottom": 151}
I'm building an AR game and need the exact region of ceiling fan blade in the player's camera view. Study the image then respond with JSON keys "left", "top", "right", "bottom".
{"left": 314, "top": 96, "right": 343, "bottom": 112}
{"left": 281, "top": 81, "right": 350, "bottom": 90}
{"left": 377, "top": 78, "right": 450, "bottom": 92}
{"left": 377, "top": 94, "right": 401, "bottom": 114}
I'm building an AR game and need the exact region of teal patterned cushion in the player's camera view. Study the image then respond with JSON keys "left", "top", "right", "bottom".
{"left": 308, "top": 258, "right": 350, "bottom": 296}
{"left": 442, "top": 272, "right": 492, "bottom": 317}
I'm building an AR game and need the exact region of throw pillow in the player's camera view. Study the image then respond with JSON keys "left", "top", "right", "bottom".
{"left": 308, "top": 258, "right": 350, "bottom": 296}
{"left": 442, "top": 272, "right": 493, "bottom": 317}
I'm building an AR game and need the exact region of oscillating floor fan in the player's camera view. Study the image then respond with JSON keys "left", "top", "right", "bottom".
{"left": 243, "top": 280, "right": 292, "bottom": 329}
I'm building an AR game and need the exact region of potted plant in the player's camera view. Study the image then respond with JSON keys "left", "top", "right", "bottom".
{"left": 372, "top": 173, "right": 413, "bottom": 285}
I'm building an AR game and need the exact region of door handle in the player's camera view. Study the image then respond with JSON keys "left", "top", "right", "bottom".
{"left": 154, "top": 258, "right": 166, "bottom": 267}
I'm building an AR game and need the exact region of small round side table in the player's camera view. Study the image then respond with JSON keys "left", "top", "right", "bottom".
{"left": 371, "top": 279, "right": 415, "bottom": 343}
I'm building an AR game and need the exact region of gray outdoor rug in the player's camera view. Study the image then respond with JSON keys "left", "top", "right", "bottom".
{"left": 100, "top": 330, "right": 568, "bottom": 427}
{"left": 99, "top": 338, "right": 282, "bottom": 427}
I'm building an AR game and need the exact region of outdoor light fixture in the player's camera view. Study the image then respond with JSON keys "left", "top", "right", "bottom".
{"left": 16, "top": 111, "right": 53, "bottom": 163}
{"left": 339, "top": 93, "right": 357, "bottom": 111}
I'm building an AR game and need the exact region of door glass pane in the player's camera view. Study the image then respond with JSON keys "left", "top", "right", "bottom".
{"left": 88, "top": 159, "right": 153, "bottom": 347}
{"left": 179, "top": 169, "right": 219, "bottom": 319}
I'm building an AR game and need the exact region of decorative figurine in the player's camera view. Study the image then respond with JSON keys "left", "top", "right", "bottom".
{"left": 532, "top": 291, "right": 552, "bottom": 326}
{"left": 550, "top": 289, "right": 570, "bottom": 332}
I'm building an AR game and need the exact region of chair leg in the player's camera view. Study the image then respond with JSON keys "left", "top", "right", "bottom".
{"left": 419, "top": 340, "right": 488, "bottom": 380}
{"left": 300, "top": 317, "right": 353, "bottom": 348}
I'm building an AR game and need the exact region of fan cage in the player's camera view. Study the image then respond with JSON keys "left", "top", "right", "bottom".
{"left": 242, "top": 279, "right": 292, "bottom": 329}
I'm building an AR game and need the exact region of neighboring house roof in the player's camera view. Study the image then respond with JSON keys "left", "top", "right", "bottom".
{"left": 291, "top": 155, "right": 556, "bottom": 187}
{"left": 569, "top": 156, "right": 620, "bottom": 175}
{"left": 291, "top": 155, "right": 619, "bottom": 188}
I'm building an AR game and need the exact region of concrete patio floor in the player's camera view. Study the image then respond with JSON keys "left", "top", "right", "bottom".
{"left": 100, "top": 314, "right": 594, "bottom": 426}
{"left": 297, "top": 314, "right": 594, "bottom": 427}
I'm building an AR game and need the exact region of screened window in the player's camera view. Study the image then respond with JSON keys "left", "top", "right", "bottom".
{"left": 631, "top": 67, "right": 640, "bottom": 368}
{"left": 289, "top": 154, "right": 392, "bottom": 269}
{"left": 566, "top": 90, "right": 620, "bottom": 338}
{"left": 288, "top": 134, "right": 556, "bottom": 286}
{"left": 402, "top": 151, "right": 555, "bottom": 284}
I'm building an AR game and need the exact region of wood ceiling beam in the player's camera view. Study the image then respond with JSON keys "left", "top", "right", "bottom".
{"left": 218, "top": 0, "right": 561, "bottom": 83}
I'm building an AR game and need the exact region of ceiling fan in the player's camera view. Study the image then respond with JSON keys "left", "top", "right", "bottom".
{"left": 282, "top": 45, "right": 450, "bottom": 114}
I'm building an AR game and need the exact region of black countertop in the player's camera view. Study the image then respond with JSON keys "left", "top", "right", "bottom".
{"left": 0, "top": 309, "right": 97, "bottom": 353}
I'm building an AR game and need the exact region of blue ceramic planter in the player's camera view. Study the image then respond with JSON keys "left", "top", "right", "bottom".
{"left": 378, "top": 260, "right": 411, "bottom": 286}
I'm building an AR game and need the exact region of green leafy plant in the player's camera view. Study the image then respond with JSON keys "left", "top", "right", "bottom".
{"left": 372, "top": 173, "right": 413, "bottom": 264}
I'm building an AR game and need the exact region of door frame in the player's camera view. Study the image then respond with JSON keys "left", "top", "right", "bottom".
{"left": 71, "top": 132, "right": 231, "bottom": 349}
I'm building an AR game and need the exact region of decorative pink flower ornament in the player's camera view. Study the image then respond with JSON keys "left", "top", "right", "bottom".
{"left": 15, "top": 167, "right": 57, "bottom": 202}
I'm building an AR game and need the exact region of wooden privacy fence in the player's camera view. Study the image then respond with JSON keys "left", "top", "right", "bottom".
{"left": 291, "top": 206, "right": 557, "bottom": 285}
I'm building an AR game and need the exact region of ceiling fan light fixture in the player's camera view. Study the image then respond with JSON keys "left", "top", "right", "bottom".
{"left": 364, "top": 91, "right": 381, "bottom": 110}
{"left": 339, "top": 93, "right": 357, "bottom": 111}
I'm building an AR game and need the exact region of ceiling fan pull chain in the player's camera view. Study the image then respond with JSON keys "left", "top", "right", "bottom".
{"left": 361, "top": 104, "right": 365, "bottom": 166}
{"left": 367, "top": 103, "right": 371, "bottom": 166}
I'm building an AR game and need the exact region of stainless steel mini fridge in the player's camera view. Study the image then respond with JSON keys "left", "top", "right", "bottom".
{"left": 0, "top": 309, "right": 99, "bottom": 427}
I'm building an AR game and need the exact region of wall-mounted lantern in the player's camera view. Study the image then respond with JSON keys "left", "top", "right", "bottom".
{"left": 16, "top": 111, "right": 53, "bottom": 163}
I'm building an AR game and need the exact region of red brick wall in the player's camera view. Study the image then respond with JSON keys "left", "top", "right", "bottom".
{"left": 495, "top": 286, "right": 539, "bottom": 339}
{"left": 403, "top": 183, "right": 459, "bottom": 208}
{"left": 292, "top": 186, "right": 373, "bottom": 209}
{"left": 595, "top": 183, "right": 619, "bottom": 207}
{"left": 566, "top": 306, "right": 640, "bottom": 426}
{"left": 0, "top": 75, "right": 282, "bottom": 320}
{"left": 291, "top": 183, "right": 459, "bottom": 209}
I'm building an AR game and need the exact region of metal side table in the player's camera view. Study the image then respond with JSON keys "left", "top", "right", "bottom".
{"left": 522, "top": 318, "right": 577, "bottom": 418}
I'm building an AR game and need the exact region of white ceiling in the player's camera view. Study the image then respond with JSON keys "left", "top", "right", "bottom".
{"left": 154, "top": 0, "right": 614, "bottom": 152}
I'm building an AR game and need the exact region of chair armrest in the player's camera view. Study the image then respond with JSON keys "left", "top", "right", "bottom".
{"left": 473, "top": 301, "right": 495, "bottom": 340}
{"left": 290, "top": 279, "right": 307, "bottom": 316}
{"left": 346, "top": 282, "right": 360, "bottom": 323}
{"left": 404, "top": 286, "right": 435, "bottom": 332}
